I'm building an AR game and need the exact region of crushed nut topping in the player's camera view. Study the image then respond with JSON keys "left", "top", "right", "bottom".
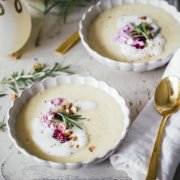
{"left": 34, "top": 63, "right": 43, "bottom": 71}
{"left": 65, "top": 130, "right": 73, "bottom": 136}
{"left": 70, "top": 136, "right": 78, "bottom": 141}
{"left": 10, "top": 94, "right": 17, "bottom": 101}
{"left": 89, "top": 146, "right": 96, "bottom": 152}
{"left": 60, "top": 103, "right": 78, "bottom": 115}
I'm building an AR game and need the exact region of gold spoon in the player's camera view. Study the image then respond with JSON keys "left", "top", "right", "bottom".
{"left": 146, "top": 76, "right": 180, "bottom": 180}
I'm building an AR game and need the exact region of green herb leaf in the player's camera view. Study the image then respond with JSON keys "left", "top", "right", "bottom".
{"left": 0, "top": 116, "right": 6, "bottom": 132}
{"left": 152, "top": 27, "right": 161, "bottom": 38}
{"left": 0, "top": 93, "right": 6, "bottom": 97}
{"left": 43, "top": 0, "right": 49, "bottom": 8}
{"left": 131, "top": 22, "right": 149, "bottom": 40}
{"left": 42, "top": 0, "right": 92, "bottom": 23}
{"left": 52, "top": 111, "right": 85, "bottom": 129}
{"left": 0, "top": 62, "right": 72, "bottom": 95}
{"left": 130, "top": 22, "right": 161, "bottom": 41}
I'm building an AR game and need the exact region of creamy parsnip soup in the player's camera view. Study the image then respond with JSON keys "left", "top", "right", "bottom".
{"left": 15, "top": 84, "right": 125, "bottom": 162}
{"left": 88, "top": 4, "right": 180, "bottom": 63}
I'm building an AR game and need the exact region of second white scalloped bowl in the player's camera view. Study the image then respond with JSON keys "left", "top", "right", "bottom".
{"left": 7, "top": 74, "right": 130, "bottom": 169}
{"left": 79, "top": 0, "right": 180, "bottom": 72}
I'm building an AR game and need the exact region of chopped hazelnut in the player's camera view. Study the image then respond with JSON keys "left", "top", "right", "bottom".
{"left": 89, "top": 146, "right": 96, "bottom": 152}
{"left": 12, "top": 52, "right": 21, "bottom": 60}
{"left": 65, "top": 109, "right": 70, "bottom": 114}
{"left": 65, "top": 130, "right": 73, "bottom": 136}
{"left": 65, "top": 103, "right": 71, "bottom": 109}
{"left": 10, "top": 94, "right": 17, "bottom": 101}
{"left": 34, "top": 63, "right": 43, "bottom": 71}
{"left": 70, "top": 136, "right": 78, "bottom": 141}
{"left": 60, "top": 103, "right": 78, "bottom": 115}
{"left": 140, "top": 16, "right": 147, "bottom": 20}
{"left": 59, "top": 105, "right": 65, "bottom": 112}
{"left": 70, "top": 106, "right": 78, "bottom": 114}
{"left": 76, "top": 144, "right": 79, "bottom": 148}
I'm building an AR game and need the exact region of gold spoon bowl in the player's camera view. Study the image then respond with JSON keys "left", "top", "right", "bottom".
{"left": 146, "top": 76, "right": 180, "bottom": 180}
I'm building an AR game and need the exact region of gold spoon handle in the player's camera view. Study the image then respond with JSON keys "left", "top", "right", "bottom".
{"left": 146, "top": 115, "right": 169, "bottom": 180}
{"left": 55, "top": 31, "right": 80, "bottom": 54}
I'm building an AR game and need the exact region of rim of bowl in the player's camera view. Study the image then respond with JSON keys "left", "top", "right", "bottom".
{"left": 79, "top": 0, "right": 180, "bottom": 72}
{"left": 7, "top": 74, "right": 130, "bottom": 169}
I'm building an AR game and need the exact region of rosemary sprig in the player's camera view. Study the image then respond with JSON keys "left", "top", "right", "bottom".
{"left": 0, "top": 62, "right": 72, "bottom": 95}
{"left": 52, "top": 111, "right": 85, "bottom": 129}
{"left": 0, "top": 116, "right": 6, "bottom": 132}
{"left": 42, "top": 0, "right": 92, "bottom": 22}
{"left": 30, "top": 0, "right": 91, "bottom": 46}
{"left": 130, "top": 22, "right": 161, "bottom": 41}
{"left": 130, "top": 22, "right": 150, "bottom": 40}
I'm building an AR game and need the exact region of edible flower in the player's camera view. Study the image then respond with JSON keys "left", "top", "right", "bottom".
{"left": 40, "top": 99, "right": 86, "bottom": 143}
{"left": 115, "top": 16, "right": 161, "bottom": 49}
{"left": 51, "top": 98, "right": 64, "bottom": 106}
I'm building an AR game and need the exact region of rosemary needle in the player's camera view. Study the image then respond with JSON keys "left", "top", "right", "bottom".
{"left": 0, "top": 94, "right": 6, "bottom": 97}
{"left": 130, "top": 22, "right": 161, "bottom": 41}
{"left": 0, "top": 116, "right": 6, "bottom": 132}
{"left": 52, "top": 111, "right": 85, "bottom": 129}
{"left": 42, "top": 0, "right": 92, "bottom": 22}
{"left": 0, "top": 62, "right": 72, "bottom": 95}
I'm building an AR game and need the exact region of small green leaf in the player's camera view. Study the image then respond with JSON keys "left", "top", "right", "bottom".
{"left": 0, "top": 62, "right": 72, "bottom": 95}
{"left": 130, "top": 22, "right": 161, "bottom": 45}
{"left": 141, "top": 23, "right": 147, "bottom": 35}
{"left": 43, "top": 0, "right": 49, "bottom": 8}
{"left": 153, "top": 27, "right": 161, "bottom": 38}
{"left": 0, "top": 93, "right": 6, "bottom": 97}
{"left": 56, "top": 111, "right": 85, "bottom": 129}
{"left": 0, "top": 116, "right": 6, "bottom": 132}
{"left": 41, "top": 0, "right": 92, "bottom": 23}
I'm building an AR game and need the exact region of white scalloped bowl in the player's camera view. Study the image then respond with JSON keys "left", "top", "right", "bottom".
{"left": 7, "top": 74, "right": 130, "bottom": 169}
{"left": 79, "top": 0, "right": 180, "bottom": 72}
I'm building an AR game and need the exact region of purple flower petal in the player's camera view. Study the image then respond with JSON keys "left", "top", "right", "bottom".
{"left": 114, "top": 22, "right": 148, "bottom": 49}
{"left": 51, "top": 98, "right": 64, "bottom": 106}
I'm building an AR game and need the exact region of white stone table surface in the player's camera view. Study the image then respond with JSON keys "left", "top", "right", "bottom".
{"left": 0, "top": 2, "right": 180, "bottom": 180}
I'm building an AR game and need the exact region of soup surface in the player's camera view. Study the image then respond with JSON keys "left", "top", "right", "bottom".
{"left": 16, "top": 84, "right": 125, "bottom": 162}
{"left": 88, "top": 4, "right": 180, "bottom": 63}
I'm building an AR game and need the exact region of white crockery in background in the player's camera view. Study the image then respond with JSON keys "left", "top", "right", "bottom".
{"left": 7, "top": 74, "right": 130, "bottom": 170}
{"left": 79, "top": 0, "right": 180, "bottom": 72}
{"left": 0, "top": 0, "right": 31, "bottom": 56}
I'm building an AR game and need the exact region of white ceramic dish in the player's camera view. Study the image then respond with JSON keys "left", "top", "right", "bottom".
{"left": 7, "top": 74, "right": 130, "bottom": 169}
{"left": 79, "top": 0, "right": 180, "bottom": 72}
